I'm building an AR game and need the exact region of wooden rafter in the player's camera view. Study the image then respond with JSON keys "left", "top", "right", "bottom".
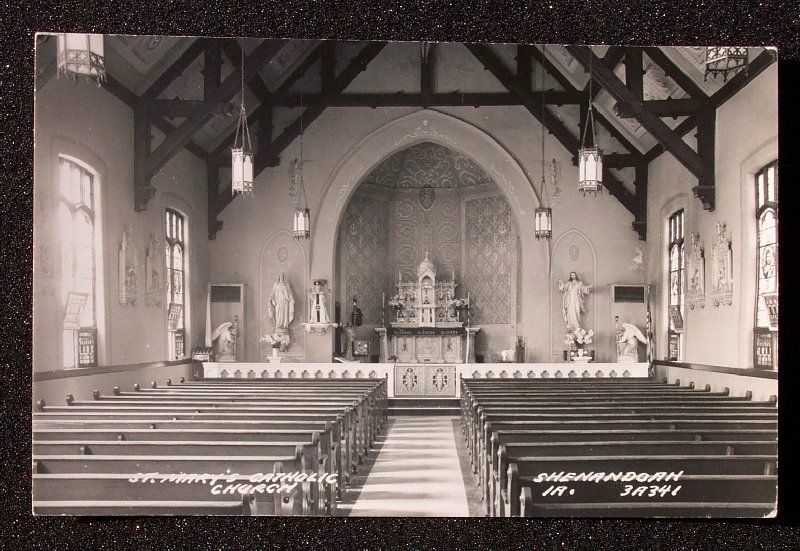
{"left": 208, "top": 41, "right": 388, "bottom": 237}
{"left": 134, "top": 39, "right": 287, "bottom": 211}
{"left": 466, "top": 43, "right": 638, "bottom": 218}
{"left": 533, "top": 45, "right": 644, "bottom": 161}
{"left": 567, "top": 46, "right": 704, "bottom": 180}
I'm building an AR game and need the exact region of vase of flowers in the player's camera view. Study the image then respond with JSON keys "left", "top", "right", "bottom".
{"left": 564, "top": 328, "right": 594, "bottom": 362}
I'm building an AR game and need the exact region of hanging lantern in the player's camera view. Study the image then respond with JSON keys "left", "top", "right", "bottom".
{"left": 57, "top": 33, "right": 105, "bottom": 83}
{"left": 534, "top": 206, "right": 552, "bottom": 240}
{"left": 292, "top": 89, "right": 311, "bottom": 240}
{"left": 535, "top": 46, "right": 553, "bottom": 241}
{"left": 705, "top": 47, "right": 748, "bottom": 82}
{"left": 578, "top": 50, "right": 603, "bottom": 197}
{"left": 231, "top": 51, "right": 254, "bottom": 197}
{"left": 231, "top": 140, "right": 253, "bottom": 196}
{"left": 293, "top": 208, "right": 310, "bottom": 239}
{"left": 578, "top": 146, "right": 603, "bottom": 196}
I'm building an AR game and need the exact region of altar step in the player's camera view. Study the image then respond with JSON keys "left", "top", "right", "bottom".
{"left": 387, "top": 398, "right": 461, "bottom": 416}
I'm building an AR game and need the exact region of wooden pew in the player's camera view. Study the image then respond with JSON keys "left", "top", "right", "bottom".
{"left": 34, "top": 498, "right": 255, "bottom": 516}
{"left": 489, "top": 440, "right": 777, "bottom": 516}
{"left": 482, "top": 428, "right": 778, "bottom": 510}
{"left": 33, "top": 452, "right": 319, "bottom": 515}
{"left": 501, "top": 454, "right": 777, "bottom": 517}
{"left": 33, "top": 378, "right": 387, "bottom": 516}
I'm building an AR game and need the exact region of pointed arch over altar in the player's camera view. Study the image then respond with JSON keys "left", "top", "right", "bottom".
{"left": 313, "top": 109, "right": 550, "bottom": 361}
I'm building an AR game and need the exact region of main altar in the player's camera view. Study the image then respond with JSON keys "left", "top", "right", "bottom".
{"left": 376, "top": 253, "right": 480, "bottom": 363}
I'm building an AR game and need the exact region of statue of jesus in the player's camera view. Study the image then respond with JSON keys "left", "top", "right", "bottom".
{"left": 558, "top": 271, "right": 592, "bottom": 330}
{"left": 268, "top": 273, "right": 295, "bottom": 331}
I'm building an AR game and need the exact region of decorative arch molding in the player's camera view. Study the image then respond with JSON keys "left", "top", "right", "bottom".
{"left": 259, "top": 229, "right": 308, "bottom": 359}
{"left": 313, "top": 109, "right": 546, "bottom": 344}
{"left": 549, "top": 228, "right": 598, "bottom": 360}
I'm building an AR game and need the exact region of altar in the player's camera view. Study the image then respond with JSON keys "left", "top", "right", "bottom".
{"left": 376, "top": 253, "right": 479, "bottom": 363}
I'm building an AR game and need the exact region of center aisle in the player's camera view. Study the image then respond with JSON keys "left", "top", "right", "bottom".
{"left": 338, "top": 416, "right": 470, "bottom": 517}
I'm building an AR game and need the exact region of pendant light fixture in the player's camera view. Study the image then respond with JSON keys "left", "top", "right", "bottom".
{"left": 534, "top": 45, "right": 552, "bottom": 240}
{"left": 705, "top": 47, "right": 748, "bottom": 82}
{"left": 57, "top": 33, "right": 106, "bottom": 84}
{"left": 231, "top": 47, "right": 254, "bottom": 197}
{"left": 293, "top": 89, "right": 311, "bottom": 240}
{"left": 578, "top": 47, "right": 603, "bottom": 196}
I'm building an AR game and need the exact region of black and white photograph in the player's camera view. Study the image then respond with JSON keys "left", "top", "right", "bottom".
{"left": 31, "top": 34, "right": 779, "bottom": 518}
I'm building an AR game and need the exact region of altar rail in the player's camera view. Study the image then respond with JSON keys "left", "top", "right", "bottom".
{"left": 202, "top": 362, "right": 649, "bottom": 398}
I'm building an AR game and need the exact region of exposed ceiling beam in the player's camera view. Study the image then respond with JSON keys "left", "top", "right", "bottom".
{"left": 211, "top": 42, "right": 330, "bottom": 159}
{"left": 603, "top": 153, "right": 640, "bottom": 168}
{"left": 144, "top": 39, "right": 287, "bottom": 179}
{"left": 101, "top": 74, "right": 210, "bottom": 162}
{"left": 616, "top": 98, "right": 702, "bottom": 118}
{"left": 516, "top": 44, "right": 534, "bottom": 90}
{"left": 466, "top": 43, "right": 638, "bottom": 217}
{"left": 643, "top": 47, "right": 708, "bottom": 100}
{"left": 643, "top": 49, "right": 776, "bottom": 164}
{"left": 534, "top": 45, "right": 644, "bottom": 158}
{"left": 708, "top": 49, "right": 776, "bottom": 107}
{"left": 567, "top": 45, "right": 704, "bottom": 179}
{"left": 272, "top": 90, "right": 584, "bottom": 107}
{"left": 212, "top": 42, "right": 388, "bottom": 220}
{"left": 140, "top": 38, "right": 209, "bottom": 103}
{"left": 421, "top": 43, "right": 436, "bottom": 95}
{"left": 221, "top": 39, "right": 273, "bottom": 102}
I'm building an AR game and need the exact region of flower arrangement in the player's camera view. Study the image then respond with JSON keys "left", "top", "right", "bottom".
{"left": 573, "top": 328, "right": 594, "bottom": 345}
{"left": 260, "top": 333, "right": 290, "bottom": 351}
{"left": 448, "top": 297, "right": 470, "bottom": 310}
{"left": 564, "top": 328, "right": 594, "bottom": 348}
{"left": 387, "top": 295, "right": 405, "bottom": 310}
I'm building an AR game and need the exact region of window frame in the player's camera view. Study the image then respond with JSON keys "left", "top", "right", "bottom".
{"left": 753, "top": 160, "right": 778, "bottom": 370}
{"left": 165, "top": 207, "right": 187, "bottom": 360}
{"left": 58, "top": 157, "right": 98, "bottom": 368}
{"left": 666, "top": 209, "right": 685, "bottom": 361}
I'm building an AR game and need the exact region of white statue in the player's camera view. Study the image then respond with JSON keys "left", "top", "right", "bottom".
{"left": 616, "top": 322, "right": 647, "bottom": 363}
{"left": 268, "top": 272, "right": 295, "bottom": 331}
{"left": 212, "top": 318, "right": 238, "bottom": 362}
{"left": 309, "top": 279, "right": 330, "bottom": 324}
{"left": 558, "top": 271, "right": 592, "bottom": 330}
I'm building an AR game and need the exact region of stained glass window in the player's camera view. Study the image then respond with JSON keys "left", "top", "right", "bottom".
{"left": 667, "top": 209, "right": 684, "bottom": 361}
{"left": 166, "top": 208, "right": 187, "bottom": 359}
{"left": 59, "top": 157, "right": 97, "bottom": 368}
{"left": 754, "top": 161, "right": 778, "bottom": 369}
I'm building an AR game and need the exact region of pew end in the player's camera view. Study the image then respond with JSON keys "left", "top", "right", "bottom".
{"left": 520, "top": 486, "right": 534, "bottom": 518}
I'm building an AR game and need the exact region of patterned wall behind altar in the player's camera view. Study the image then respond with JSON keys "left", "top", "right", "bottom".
{"left": 338, "top": 194, "right": 391, "bottom": 325}
{"left": 337, "top": 142, "right": 519, "bottom": 334}
{"left": 464, "top": 194, "right": 517, "bottom": 325}
{"left": 390, "top": 187, "right": 462, "bottom": 286}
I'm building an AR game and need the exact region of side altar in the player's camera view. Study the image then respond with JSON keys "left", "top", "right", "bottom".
{"left": 375, "top": 253, "right": 479, "bottom": 363}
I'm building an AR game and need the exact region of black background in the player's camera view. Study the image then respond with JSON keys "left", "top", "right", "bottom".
{"left": 4, "top": 1, "right": 799, "bottom": 548}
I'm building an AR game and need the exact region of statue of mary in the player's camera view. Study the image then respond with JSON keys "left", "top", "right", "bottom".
{"left": 268, "top": 273, "right": 295, "bottom": 333}
{"left": 558, "top": 271, "right": 592, "bottom": 330}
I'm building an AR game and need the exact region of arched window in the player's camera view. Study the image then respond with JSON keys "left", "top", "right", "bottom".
{"left": 59, "top": 157, "right": 97, "bottom": 368}
{"left": 666, "top": 209, "right": 684, "bottom": 361}
{"left": 165, "top": 208, "right": 186, "bottom": 359}
{"left": 754, "top": 161, "right": 778, "bottom": 369}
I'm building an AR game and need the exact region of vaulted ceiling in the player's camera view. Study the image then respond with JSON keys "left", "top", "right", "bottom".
{"left": 35, "top": 36, "right": 775, "bottom": 241}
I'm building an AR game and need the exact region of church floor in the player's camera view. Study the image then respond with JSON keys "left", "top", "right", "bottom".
{"left": 337, "top": 416, "right": 481, "bottom": 517}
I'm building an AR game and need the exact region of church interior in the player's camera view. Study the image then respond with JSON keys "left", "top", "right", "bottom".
{"left": 32, "top": 35, "right": 778, "bottom": 517}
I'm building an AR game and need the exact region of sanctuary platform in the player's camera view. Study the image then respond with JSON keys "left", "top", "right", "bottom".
{"left": 201, "top": 362, "right": 650, "bottom": 398}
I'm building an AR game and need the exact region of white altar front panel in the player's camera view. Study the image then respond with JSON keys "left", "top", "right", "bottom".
{"left": 202, "top": 362, "right": 650, "bottom": 398}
